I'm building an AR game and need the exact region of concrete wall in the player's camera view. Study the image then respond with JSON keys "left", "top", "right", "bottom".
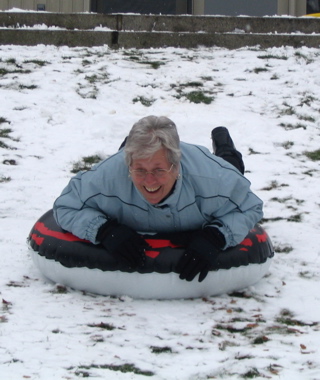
{"left": 0, "top": 0, "right": 90, "bottom": 12}
{"left": 1, "top": 12, "right": 319, "bottom": 33}
{"left": 0, "top": 12, "right": 319, "bottom": 49}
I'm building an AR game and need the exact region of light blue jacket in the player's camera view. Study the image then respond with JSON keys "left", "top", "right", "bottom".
{"left": 53, "top": 142, "right": 263, "bottom": 248}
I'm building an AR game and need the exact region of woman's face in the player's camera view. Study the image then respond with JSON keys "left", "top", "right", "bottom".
{"left": 130, "top": 148, "right": 178, "bottom": 204}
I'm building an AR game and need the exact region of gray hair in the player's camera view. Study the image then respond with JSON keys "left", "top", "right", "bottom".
{"left": 124, "top": 115, "right": 181, "bottom": 166}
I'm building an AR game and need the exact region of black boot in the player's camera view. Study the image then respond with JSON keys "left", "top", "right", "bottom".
{"left": 211, "top": 126, "right": 236, "bottom": 153}
{"left": 211, "top": 127, "right": 245, "bottom": 174}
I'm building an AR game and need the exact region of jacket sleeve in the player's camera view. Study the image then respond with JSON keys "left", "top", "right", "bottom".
{"left": 204, "top": 170, "right": 264, "bottom": 248}
{"left": 208, "top": 192, "right": 263, "bottom": 248}
{"left": 53, "top": 171, "right": 110, "bottom": 244}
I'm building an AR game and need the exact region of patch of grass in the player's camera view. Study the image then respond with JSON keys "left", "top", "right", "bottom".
{"left": 279, "top": 122, "right": 307, "bottom": 130}
{"left": 258, "top": 54, "right": 288, "bottom": 60}
{"left": 261, "top": 216, "right": 284, "bottom": 223}
{"left": 262, "top": 213, "right": 302, "bottom": 223}
{"left": 0, "top": 117, "right": 10, "bottom": 125}
{"left": 275, "top": 309, "right": 318, "bottom": 327}
{"left": 19, "top": 84, "right": 38, "bottom": 90}
{"left": 215, "top": 324, "right": 251, "bottom": 334}
{"left": 128, "top": 55, "right": 141, "bottom": 61}
{"left": 281, "top": 141, "right": 294, "bottom": 149}
{"left": 236, "top": 354, "right": 254, "bottom": 360}
{"left": 85, "top": 73, "right": 109, "bottom": 84}
{"left": 0, "top": 68, "right": 31, "bottom": 76}
{"left": 0, "top": 176, "right": 11, "bottom": 183}
{"left": 87, "top": 322, "right": 115, "bottom": 331}
{"left": 299, "top": 271, "right": 315, "bottom": 279}
{"left": 185, "top": 91, "right": 214, "bottom": 104}
{"left": 127, "top": 54, "right": 166, "bottom": 69}
{"left": 73, "top": 363, "right": 154, "bottom": 377}
{"left": 0, "top": 68, "right": 9, "bottom": 76}
{"left": 299, "top": 94, "right": 317, "bottom": 107}
{"left": 252, "top": 335, "right": 269, "bottom": 345}
{"left": 0, "top": 141, "right": 11, "bottom": 149}
{"left": 248, "top": 148, "right": 261, "bottom": 155}
{"left": 298, "top": 114, "right": 315, "bottom": 122}
{"left": 273, "top": 244, "right": 293, "bottom": 254}
{"left": 179, "top": 81, "right": 203, "bottom": 87}
{"left": 279, "top": 102, "right": 296, "bottom": 116}
{"left": 295, "top": 51, "right": 313, "bottom": 64}
{"left": 75, "top": 369, "right": 90, "bottom": 377}
{"left": 82, "top": 59, "right": 92, "bottom": 66}
{"left": 287, "top": 213, "right": 303, "bottom": 222}
{"left": 242, "top": 368, "right": 261, "bottom": 378}
{"left": 201, "top": 75, "right": 213, "bottom": 81}
{"left": 304, "top": 149, "right": 320, "bottom": 161}
{"left": 150, "top": 346, "right": 173, "bottom": 354}
{"left": 71, "top": 154, "right": 103, "bottom": 173}
{"left": 270, "top": 196, "right": 304, "bottom": 205}
{"left": 50, "top": 285, "right": 68, "bottom": 294}
{"left": 171, "top": 80, "right": 217, "bottom": 104}
{"left": 253, "top": 67, "right": 269, "bottom": 74}
{"left": 142, "top": 60, "right": 165, "bottom": 69}
{"left": 133, "top": 96, "right": 155, "bottom": 107}
{"left": 23, "top": 59, "right": 49, "bottom": 66}
{"left": 302, "top": 169, "right": 317, "bottom": 177}
{"left": 261, "top": 180, "right": 289, "bottom": 191}
{"left": 5, "top": 58, "right": 18, "bottom": 65}
{"left": 7, "top": 280, "right": 27, "bottom": 287}
{"left": 0, "top": 127, "right": 19, "bottom": 147}
{"left": 79, "top": 89, "right": 98, "bottom": 99}
{"left": 85, "top": 74, "right": 99, "bottom": 84}
{"left": 0, "top": 128, "right": 13, "bottom": 138}
{"left": 270, "top": 196, "right": 290, "bottom": 203}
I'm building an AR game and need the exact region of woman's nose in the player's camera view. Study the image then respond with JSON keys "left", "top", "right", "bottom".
{"left": 144, "top": 172, "right": 157, "bottom": 183}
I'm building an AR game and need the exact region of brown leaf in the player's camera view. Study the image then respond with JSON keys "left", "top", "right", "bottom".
{"left": 2, "top": 299, "right": 12, "bottom": 305}
{"left": 247, "top": 323, "right": 258, "bottom": 329}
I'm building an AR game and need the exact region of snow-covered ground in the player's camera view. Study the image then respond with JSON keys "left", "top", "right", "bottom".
{"left": 0, "top": 43, "right": 319, "bottom": 379}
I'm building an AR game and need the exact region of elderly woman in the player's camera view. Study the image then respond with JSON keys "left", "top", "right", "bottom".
{"left": 53, "top": 116, "right": 263, "bottom": 282}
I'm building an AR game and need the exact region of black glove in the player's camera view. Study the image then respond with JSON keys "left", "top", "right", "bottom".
{"left": 97, "top": 221, "right": 150, "bottom": 269}
{"left": 176, "top": 228, "right": 225, "bottom": 282}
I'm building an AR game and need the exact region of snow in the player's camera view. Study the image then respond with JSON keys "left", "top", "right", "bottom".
{"left": 0, "top": 43, "right": 320, "bottom": 379}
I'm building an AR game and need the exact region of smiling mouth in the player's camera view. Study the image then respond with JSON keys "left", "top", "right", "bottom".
{"left": 144, "top": 186, "right": 161, "bottom": 193}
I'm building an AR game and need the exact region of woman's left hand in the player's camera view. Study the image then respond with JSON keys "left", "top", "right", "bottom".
{"left": 176, "top": 229, "right": 222, "bottom": 282}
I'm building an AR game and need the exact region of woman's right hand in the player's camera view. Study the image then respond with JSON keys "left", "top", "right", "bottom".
{"left": 98, "top": 221, "right": 150, "bottom": 269}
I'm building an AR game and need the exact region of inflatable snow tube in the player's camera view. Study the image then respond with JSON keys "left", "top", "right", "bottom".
{"left": 28, "top": 209, "right": 274, "bottom": 299}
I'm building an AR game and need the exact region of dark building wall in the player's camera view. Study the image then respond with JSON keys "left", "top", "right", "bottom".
{"left": 307, "top": 0, "right": 320, "bottom": 13}
{"left": 92, "top": 0, "right": 181, "bottom": 14}
{"left": 204, "top": 0, "right": 278, "bottom": 16}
